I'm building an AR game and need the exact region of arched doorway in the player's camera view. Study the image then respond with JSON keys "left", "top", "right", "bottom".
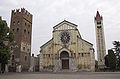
{"left": 60, "top": 51, "right": 69, "bottom": 69}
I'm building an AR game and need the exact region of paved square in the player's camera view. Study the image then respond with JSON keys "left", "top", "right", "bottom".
{"left": 0, "top": 72, "right": 120, "bottom": 79}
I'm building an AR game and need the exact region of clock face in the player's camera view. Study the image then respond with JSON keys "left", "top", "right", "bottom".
{"left": 60, "top": 31, "right": 71, "bottom": 44}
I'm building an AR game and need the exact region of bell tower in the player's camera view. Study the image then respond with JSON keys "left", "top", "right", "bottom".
{"left": 94, "top": 11, "right": 106, "bottom": 69}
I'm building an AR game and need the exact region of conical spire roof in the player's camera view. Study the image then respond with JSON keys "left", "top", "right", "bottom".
{"left": 95, "top": 11, "right": 102, "bottom": 21}
{"left": 96, "top": 11, "right": 100, "bottom": 17}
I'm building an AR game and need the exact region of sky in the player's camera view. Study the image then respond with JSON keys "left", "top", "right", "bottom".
{"left": 0, "top": 0, "right": 120, "bottom": 59}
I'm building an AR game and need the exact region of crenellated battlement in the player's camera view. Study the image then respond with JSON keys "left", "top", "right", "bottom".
{"left": 9, "top": 8, "right": 33, "bottom": 72}
{"left": 12, "top": 8, "right": 32, "bottom": 19}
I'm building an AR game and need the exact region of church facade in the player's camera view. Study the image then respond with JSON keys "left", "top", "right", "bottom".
{"left": 39, "top": 20, "right": 95, "bottom": 72}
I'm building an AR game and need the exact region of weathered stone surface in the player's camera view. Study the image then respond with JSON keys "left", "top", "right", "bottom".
{"left": 94, "top": 11, "right": 106, "bottom": 68}
{"left": 8, "top": 8, "right": 33, "bottom": 72}
{"left": 39, "top": 20, "right": 95, "bottom": 72}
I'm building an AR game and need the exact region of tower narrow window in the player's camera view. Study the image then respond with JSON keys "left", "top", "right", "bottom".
{"left": 24, "top": 29, "right": 26, "bottom": 33}
{"left": 17, "top": 28, "right": 19, "bottom": 32}
{"left": 28, "top": 24, "right": 30, "bottom": 27}
{"left": 48, "top": 54, "right": 50, "bottom": 58}
{"left": 25, "top": 56, "right": 27, "bottom": 61}
{"left": 12, "top": 63, "right": 14, "bottom": 66}
{"left": 23, "top": 47, "right": 25, "bottom": 51}
{"left": 27, "top": 49, "right": 29, "bottom": 52}
{"left": 12, "top": 29, "right": 14, "bottom": 32}
{"left": 25, "top": 22, "right": 26, "bottom": 26}
{"left": 17, "top": 21, "right": 20, "bottom": 24}
{"left": 74, "top": 53, "right": 76, "bottom": 57}
{"left": 13, "top": 21, "right": 15, "bottom": 25}
{"left": 28, "top": 31, "right": 30, "bottom": 34}
{"left": 78, "top": 53, "right": 80, "bottom": 57}
{"left": 12, "top": 55, "right": 14, "bottom": 60}
{"left": 10, "top": 46, "right": 13, "bottom": 50}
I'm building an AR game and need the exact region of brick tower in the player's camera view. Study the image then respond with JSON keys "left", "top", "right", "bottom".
{"left": 9, "top": 8, "right": 32, "bottom": 72}
{"left": 94, "top": 11, "right": 106, "bottom": 69}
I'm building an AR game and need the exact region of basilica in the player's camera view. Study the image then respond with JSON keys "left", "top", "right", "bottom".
{"left": 39, "top": 20, "right": 95, "bottom": 72}
{"left": 1, "top": 8, "right": 105, "bottom": 73}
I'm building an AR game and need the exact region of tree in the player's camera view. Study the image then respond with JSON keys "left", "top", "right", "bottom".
{"left": 113, "top": 41, "right": 120, "bottom": 53}
{"left": 113, "top": 41, "right": 120, "bottom": 69}
{"left": 95, "top": 60, "right": 98, "bottom": 70}
{"left": 108, "top": 49, "right": 116, "bottom": 71}
{"left": 0, "top": 16, "right": 14, "bottom": 73}
{"left": 105, "top": 55, "right": 109, "bottom": 67}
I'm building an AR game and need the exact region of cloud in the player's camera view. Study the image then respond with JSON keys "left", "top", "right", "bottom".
{"left": 0, "top": 0, "right": 120, "bottom": 59}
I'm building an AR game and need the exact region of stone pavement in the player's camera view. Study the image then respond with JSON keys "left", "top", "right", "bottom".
{"left": 0, "top": 72, "right": 120, "bottom": 79}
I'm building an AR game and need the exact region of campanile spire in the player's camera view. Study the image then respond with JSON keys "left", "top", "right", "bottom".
{"left": 94, "top": 11, "right": 106, "bottom": 69}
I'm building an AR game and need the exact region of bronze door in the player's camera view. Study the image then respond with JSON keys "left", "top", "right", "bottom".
{"left": 62, "top": 59, "right": 69, "bottom": 69}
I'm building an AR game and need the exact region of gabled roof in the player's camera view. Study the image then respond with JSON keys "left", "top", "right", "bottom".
{"left": 77, "top": 36, "right": 93, "bottom": 46}
{"left": 81, "top": 39, "right": 93, "bottom": 46}
{"left": 40, "top": 38, "right": 53, "bottom": 48}
{"left": 53, "top": 20, "right": 77, "bottom": 29}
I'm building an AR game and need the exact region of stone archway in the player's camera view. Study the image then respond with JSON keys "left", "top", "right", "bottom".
{"left": 54, "top": 48, "right": 77, "bottom": 72}
{"left": 60, "top": 51, "right": 69, "bottom": 69}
